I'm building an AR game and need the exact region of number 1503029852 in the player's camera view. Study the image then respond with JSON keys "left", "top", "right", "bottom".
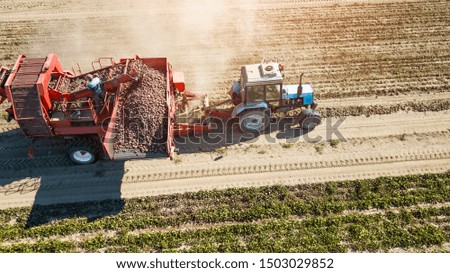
{"left": 259, "top": 258, "right": 334, "bottom": 269}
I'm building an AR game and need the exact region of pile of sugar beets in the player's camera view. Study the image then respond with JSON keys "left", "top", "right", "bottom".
{"left": 113, "top": 60, "right": 168, "bottom": 154}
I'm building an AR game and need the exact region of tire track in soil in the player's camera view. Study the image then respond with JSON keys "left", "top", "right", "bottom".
{"left": 116, "top": 159, "right": 450, "bottom": 205}
{"left": 1, "top": 157, "right": 448, "bottom": 209}
{"left": 1, "top": 134, "right": 449, "bottom": 191}
{"left": 0, "top": 155, "right": 72, "bottom": 171}
{"left": 118, "top": 148, "right": 450, "bottom": 184}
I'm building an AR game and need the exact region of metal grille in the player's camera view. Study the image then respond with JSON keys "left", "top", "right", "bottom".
{"left": 11, "top": 57, "right": 52, "bottom": 136}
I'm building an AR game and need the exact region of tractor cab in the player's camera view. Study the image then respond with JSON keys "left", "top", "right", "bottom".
{"left": 240, "top": 62, "right": 284, "bottom": 106}
{"left": 229, "top": 62, "right": 321, "bottom": 133}
{"left": 230, "top": 62, "right": 283, "bottom": 108}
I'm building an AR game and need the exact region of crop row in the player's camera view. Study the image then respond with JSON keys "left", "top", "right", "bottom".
{"left": 0, "top": 172, "right": 448, "bottom": 251}
{"left": 1, "top": 172, "right": 448, "bottom": 235}
{"left": 1, "top": 206, "right": 448, "bottom": 253}
{"left": 322, "top": 99, "right": 450, "bottom": 117}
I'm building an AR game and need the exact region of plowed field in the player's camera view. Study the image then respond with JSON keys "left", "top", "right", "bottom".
{"left": 0, "top": 0, "right": 449, "bottom": 252}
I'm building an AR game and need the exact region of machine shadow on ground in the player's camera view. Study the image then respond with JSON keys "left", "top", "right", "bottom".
{"left": 174, "top": 117, "right": 310, "bottom": 154}
{"left": 0, "top": 129, "right": 126, "bottom": 228}
{"left": 0, "top": 118, "right": 309, "bottom": 227}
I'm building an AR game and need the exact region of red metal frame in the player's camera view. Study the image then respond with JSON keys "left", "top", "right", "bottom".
{"left": 174, "top": 123, "right": 210, "bottom": 136}
{"left": 205, "top": 109, "right": 232, "bottom": 118}
{"left": 2, "top": 53, "right": 235, "bottom": 161}
{"left": 4, "top": 55, "right": 25, "bottom": 118}
{"left": 0, "top": 67, "right": 9, "bottom": 104}
{"left": 102, "top": 94, "right": 120, "bottom": 159}
{"left": 2, "top": 54, "right": 138, "bottom": 152}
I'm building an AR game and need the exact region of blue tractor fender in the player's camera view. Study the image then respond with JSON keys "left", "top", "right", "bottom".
{"left": 231, "top": 102, "right": 269, "bottom": 118}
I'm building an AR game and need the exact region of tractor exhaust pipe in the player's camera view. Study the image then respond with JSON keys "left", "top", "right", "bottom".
{"left": 297, "top": 73, "right": 304, "bottom": 97}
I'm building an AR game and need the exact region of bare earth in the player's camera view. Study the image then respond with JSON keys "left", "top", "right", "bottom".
{"left": 0, "top": 0, "right": 449, "bottom": 209}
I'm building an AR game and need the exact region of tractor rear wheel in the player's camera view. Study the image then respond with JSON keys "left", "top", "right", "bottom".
{"left": 67, "top": 137, "right": 100, "bottom": 165}
{"left": 299, "top": 109, "right": 322, "bottom": 130}
{"left": 239, "top": 110, "right": 270, "bottom": 133}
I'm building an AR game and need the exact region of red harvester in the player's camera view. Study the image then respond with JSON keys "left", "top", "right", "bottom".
{"left": 0, "top": 53, "right": 208, "bottom": 164}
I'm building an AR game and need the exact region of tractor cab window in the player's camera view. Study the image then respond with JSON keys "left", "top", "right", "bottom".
{"left": 265, "top": 84, "right": 280, "bottom": 101}
{"left": 246, "top": 85, "right": 265, "bottom": 103}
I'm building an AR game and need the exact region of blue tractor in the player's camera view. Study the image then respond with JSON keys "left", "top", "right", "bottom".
{"left": 229, "top": 62, "right": 322, "bottom": 133}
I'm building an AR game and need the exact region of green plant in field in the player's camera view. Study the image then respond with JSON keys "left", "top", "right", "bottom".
{"left": 243, "top": 144, "right": 258, "bottom": 153}
{"left": 314, "top": 143, "right": 325, "bottom": 154}
{"left": 281, "top": 143, "right": 293, "bottom": 149}
{"left": 329, "top": 139, "right": 340, "bottom": 148}
{"left": 216, "top": 147, "right": 227, "bottom": 155}
{"left": 0, "top": 172, "right": 448, "bottom": 253}
{"left": 174, "top": 156, "right": 183, "bottom": 164}
{"left": 325, "top": 183, "right": 338, "bottom": 196}
{"left": 398, "top": 134, "right": 407, "bottom": 141}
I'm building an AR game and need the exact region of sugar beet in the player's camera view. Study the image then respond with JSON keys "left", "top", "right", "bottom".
{"left": 113, "top": 60, "right": 168, "bottom": 154}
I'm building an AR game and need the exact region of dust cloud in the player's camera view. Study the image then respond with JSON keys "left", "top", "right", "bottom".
{"left": 29, "top": 0, "right": 265, "bottom": 94}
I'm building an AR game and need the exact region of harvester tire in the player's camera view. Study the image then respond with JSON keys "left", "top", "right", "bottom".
{"left": 239, "top": 110, "right": 270, "bottom": 133}
{"left": 67, "top": 137, "right": 100, "bottom": 165}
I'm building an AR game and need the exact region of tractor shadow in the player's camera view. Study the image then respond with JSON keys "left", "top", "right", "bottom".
{"left": 0, "top": 129, "right": 126, "bottom": 228}
{"left": 275, "top": 117, "right": 313, "bottom": 140}
{"left": 175, "top": 117, "right": 310, "bottom": 154}
{"left": 0, "top": 118, "right": 308, "bottom": 228}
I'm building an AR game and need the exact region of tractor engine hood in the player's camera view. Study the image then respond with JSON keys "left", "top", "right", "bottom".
{"left": 284, "top": 84, "right": 314, "bottom": 105}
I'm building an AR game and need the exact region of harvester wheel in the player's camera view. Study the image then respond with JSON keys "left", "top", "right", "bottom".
{"left": 67, "top": 137, "right": 100, "bottom": 165}
{"left": 299, "top": 109, "right": 322, "bottom": 131}
{"left": 239, "top": 110, "right": 270, "bottom": 133}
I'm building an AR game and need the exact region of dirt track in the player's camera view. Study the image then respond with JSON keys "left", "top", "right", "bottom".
{"left": 1, "top": 111, "right": 449, "bottom": 209}
{"left": 0, "top": 0, "right": 449, "bottom": 209}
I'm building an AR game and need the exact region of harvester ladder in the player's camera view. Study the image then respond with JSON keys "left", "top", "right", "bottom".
{"left": 91, "top": 57, "right": 115, "bottom": 71}
{"left": 72, "top": 63, "right": 82, "bottom": 76}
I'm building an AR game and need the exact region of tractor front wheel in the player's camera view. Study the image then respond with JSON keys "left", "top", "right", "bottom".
{"left": 239, "top": 110, "right": 270, "bottom": 133}
{"left": 67, "top": 137, "right": 100, "bottom": 165}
